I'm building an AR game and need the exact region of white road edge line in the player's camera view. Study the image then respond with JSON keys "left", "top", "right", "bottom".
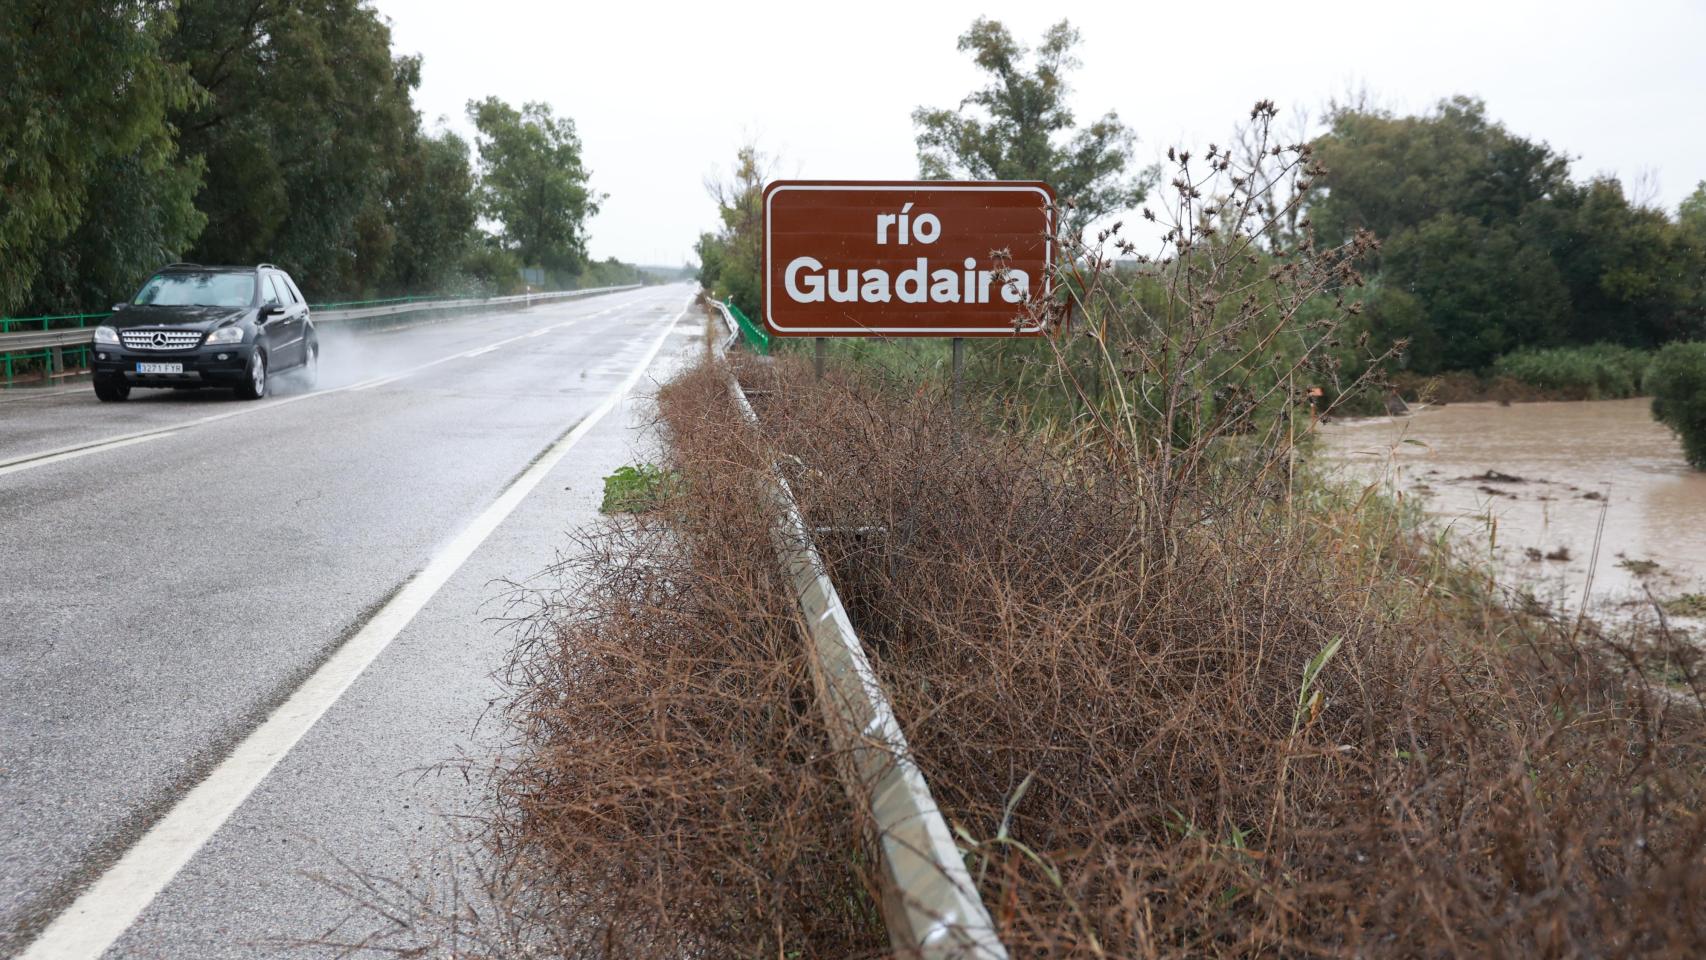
{"left": 18, "top": 297, "right": 693, "bottom": 960}
{"left": 0, "top": 297, "right": 645, "bottom": 476}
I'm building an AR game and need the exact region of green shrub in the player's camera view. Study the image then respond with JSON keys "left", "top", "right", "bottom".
{"left": 1648, "top": 341, "right": 1706, "bottom": 469}
{"left": 599, "top": 463, "right": 677, "bottom": 513}
{"left": 1492, "top": 343, "right": 1653, "bottom": 399}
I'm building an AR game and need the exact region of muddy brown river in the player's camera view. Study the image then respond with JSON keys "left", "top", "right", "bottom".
{"left": 1319, "top": 397, "right": 1706, "bottom": 621}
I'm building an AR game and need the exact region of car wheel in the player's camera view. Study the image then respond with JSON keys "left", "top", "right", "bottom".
{"left": 299, "top": 340, "right": 319, "bottom": 389}
{"left": 235, "top": 350, "right": 267, "bottom": 400}
{"left": 94, "top": 380, "right": 130, "bottom": 403}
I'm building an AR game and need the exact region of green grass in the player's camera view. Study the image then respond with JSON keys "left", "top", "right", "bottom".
{"left": 599, "top": 463, "right": 677, "bottom": 514}
{"left": 1491, "top": 343, "right": 1654, "bottom": 399}
{"left": 1663, "top": 593, "right": 1706, "bottom": 618}
{"left": 777, "top": 336, "right": 954, "bottom": 385}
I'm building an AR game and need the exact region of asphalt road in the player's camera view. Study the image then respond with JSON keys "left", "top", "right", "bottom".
{"left": 0, "top": 284, "right": 704, "bottom": 957}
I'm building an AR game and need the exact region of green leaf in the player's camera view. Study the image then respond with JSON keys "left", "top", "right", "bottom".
{"left": 600, "top": 463, "right": 677, "bottom": 514}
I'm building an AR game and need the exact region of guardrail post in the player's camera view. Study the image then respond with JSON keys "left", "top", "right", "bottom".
{"left": 50, "top": 344, "right": 64, "bottom": 377}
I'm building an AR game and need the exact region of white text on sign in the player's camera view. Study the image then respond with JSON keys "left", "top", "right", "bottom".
{"left": 783, "top": 204, "right": 1031, "bottom": 306}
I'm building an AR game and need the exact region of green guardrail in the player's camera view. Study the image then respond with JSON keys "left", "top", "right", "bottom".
{"left": 3, "top": 347, "right": 92, "bottom": 386}
{"left": 0, "top": 313, "right": 106, "bottom": 386}
{"left": 0, "top": 312, "right": 107, "bottom": 334}
{"left": 725, "top": 298, "right": 770, "bottom": 355}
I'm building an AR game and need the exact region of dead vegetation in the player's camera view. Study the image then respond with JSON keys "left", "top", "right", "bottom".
{"left": 476, "top": 353, "right": 1706, "bottom": 957}
{"left": 482, "top": 103, "right": 1706, "bottom": 956}
{"left": 484, "top": 368, "right": 889, "bottom": 956}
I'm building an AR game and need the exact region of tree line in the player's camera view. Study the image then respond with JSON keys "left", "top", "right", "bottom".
{"left": 0, "top": 0, "right": 645, "bottom": 317}
{"left": 698, "top": 17, "right": 1706, "bottom": 380}
{"left": 1313, "top": 96, "right": 1706, "bottom": 374}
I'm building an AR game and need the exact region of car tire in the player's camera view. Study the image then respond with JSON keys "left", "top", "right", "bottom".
{"left": 235, "top": 350, "right": 267, "bottom": 400}
{"left": 299, "top": 340, "right": 318, "bottom": 390}
{"left": 94, "top": 380, "right": 130, "bottom": 403}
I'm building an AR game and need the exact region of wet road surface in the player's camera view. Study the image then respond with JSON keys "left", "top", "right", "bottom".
{"left": 0, "top": 284, "right": 702, "bottom": 957}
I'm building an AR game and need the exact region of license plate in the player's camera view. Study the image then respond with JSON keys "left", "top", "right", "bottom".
{"left": 136, "top": 363, "right": 183, "bottom": 374}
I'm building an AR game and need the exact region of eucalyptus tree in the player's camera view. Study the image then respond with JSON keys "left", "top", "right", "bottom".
{"left": 1315, "top": 97, "right": 1706, "bottom": 370}
{"left": 168, "top": 0, "right": 421, "bottom": 296}
{"left": 0, "top": 1, "right": 203, "bottom": 313}
{"left": 386, "top": 128, "right": 480, "bottom": 293}
{"left": 696, "top": 144, "right": 768, "bottom": 317}
{"left": 912, "top": 18, "right": 1154, "bottom": 233}
{"left": 467, "top": 97, "right": 601, "bottom": 281}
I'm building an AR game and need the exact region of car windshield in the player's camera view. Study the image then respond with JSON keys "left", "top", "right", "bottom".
{"left": 133, "top": 273, "right": 255, "bottom": 308}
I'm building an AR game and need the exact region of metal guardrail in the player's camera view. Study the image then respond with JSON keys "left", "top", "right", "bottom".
{"left": 0, "top": 313, "right": 107, "bottom": 384}
{"left": 0, "top": 286, "right": 639, "bottom": 385}
{"left": 708, "top": 297, "right": 1006, "bottom": 958}
{"left": 1, "top": 329, "right": 98, "bottom": 351}
{"left": 312, "top": 285, "right": 636, "bottom": 323}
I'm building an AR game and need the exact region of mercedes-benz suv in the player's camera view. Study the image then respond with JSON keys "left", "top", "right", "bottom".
{"left": 91, "top": 263, "right": 318, "bottom": 402}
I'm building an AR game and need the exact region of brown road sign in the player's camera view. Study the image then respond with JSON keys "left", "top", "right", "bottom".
{"left": 763, "top": 180, "right": 1056, "bottom": 337}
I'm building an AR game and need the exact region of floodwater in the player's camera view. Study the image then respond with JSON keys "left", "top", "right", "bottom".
{"left": 1318, "top": 397, "right": 1706, "bottom": 620}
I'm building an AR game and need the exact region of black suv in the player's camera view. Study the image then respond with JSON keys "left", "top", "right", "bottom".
{"left": 91, "top": 263, "right": 318, "bottom": 402}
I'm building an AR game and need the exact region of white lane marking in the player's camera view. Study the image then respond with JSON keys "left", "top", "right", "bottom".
{"left": 0, "top": 432, "right": 180, "bottom": 478}
{"left": 345, "top": 305, "right": 623, "bottom": 391}
{"left": 17, "top": 296, "right": 693, "bottom": 960}
{"left": 0, "top": 293, "right": 661, "bottom": 476}
{"left": 0, "top": 391, "right": 331, "bottom": 474}
{"left": 346, "top": 373, "right": 408, "bottom": 393}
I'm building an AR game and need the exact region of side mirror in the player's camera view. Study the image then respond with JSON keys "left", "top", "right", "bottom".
{"left": 258, "top": 304, "right": 282, "bottom": 320}
{"left": 111, "top": 303, "right": 127, "bottom": 312}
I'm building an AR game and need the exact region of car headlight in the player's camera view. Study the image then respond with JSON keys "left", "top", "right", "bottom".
{"left": 204, "top": 326, "right": 245, "bottom": 345}
{"left": 94, "top": 325, "right": 120, "bottom": 345}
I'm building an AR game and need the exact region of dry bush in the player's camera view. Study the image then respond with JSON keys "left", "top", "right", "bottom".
{"left": 486, "top": 366, "right": 888, "bottom": 956}
{"left": 1028, "top": 101, "right": 1387, "bottom": 529}
{"left": 490, "top": 349, "right": 1705, "bottom": 957}
{"left": 733, "top": 352, "right": 1706, "bottom": 957}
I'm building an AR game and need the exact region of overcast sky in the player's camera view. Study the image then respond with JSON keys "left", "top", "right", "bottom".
{"left": 372, "top": 0, "right": 1706, "bottom": 267}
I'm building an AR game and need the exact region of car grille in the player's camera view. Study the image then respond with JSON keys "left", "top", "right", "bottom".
{"left": 120, "top": 328, "right": 204, "bottom": 351}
